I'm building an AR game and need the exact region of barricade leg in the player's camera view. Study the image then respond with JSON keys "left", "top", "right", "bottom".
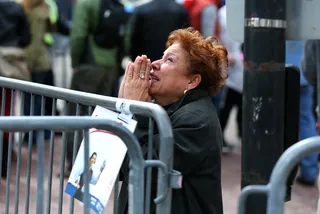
{"left": 0, "top": 87, "right": 12, "bottom": 179}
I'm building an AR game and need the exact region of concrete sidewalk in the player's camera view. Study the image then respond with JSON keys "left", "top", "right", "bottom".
{"left": 0, "top": 138, "right": 317, "bottom": 214}
{"left": 221, "top": 152, "right": 318, "bottom": 214}
{"left": 222, "top": 108, "right": 318, "bottom": 214}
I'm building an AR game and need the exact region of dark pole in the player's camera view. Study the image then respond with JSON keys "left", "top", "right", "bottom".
{"left": 241, "top": 0, "right": 287, "bottom": 213}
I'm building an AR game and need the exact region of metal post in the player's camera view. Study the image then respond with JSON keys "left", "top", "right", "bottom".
{"left": 242, "top": 0, "right": 286, "bottom": 213}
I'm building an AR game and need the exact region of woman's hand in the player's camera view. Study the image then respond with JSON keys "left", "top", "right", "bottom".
{"left": 118, "top": 55, "right": 152, "bottom": 102}
{"left": 75, "top": 180, "right": 80, "bottom": 189}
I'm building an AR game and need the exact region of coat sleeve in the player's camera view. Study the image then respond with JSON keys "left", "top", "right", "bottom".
{"left": 169, "top": 111, "right": 215, "bottom": 174}
{"left": 137, "top": 111, "right": 215, "bottom": 175}
{"left": 17, "top": 4, "right": 31, "bottom": 48}
{"left": 69, "top": 0, "right": 92, "bottom": 68}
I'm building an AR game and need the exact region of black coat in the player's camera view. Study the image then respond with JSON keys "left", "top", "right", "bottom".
{"left": 0, "top": 1, "right": 31, "bottom": 47}
{"left": 136, "top": 88, "right": 224, "bottom": 214}
{"left": 129, "top": 0, "right": 190, "bottom": 62}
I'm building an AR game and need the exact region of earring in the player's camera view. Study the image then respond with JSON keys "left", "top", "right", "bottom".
{"left": 183, "top": 89, "right": 188, "bottom": 94}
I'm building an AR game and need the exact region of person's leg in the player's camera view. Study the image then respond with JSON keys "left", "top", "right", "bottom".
{"left": 234, "top": 90, "right": 243, "bottom": 138}
{"left": 318, "top": 175, "right": 320, "bottom": 214}
{"left": 1, "top": 136, "right": 8, "bottom": 178}
{"left": 219, "top": 88, "right": 238, "bottom": 153}
{"left": 298, "top": 85, "right": 319, "bottom": 185}
{"left": 23, "top": 90, "right": 31, "bottom": 143}
{"left": 212, "top": 87, "right": 225, "bottom": 117}
{"left": 28, "top": 71, "right": 48, "bottom": 143}
{"left": 219, "top": 88, "right": 235, "bottom": 132}
{"left": 42, "top": 70, "right": 55, "bottom": 139}
{"left": 1, "top": 88, "right": 12, "bottom": 178}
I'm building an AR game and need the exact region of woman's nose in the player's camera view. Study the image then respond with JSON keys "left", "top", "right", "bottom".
{"left": 151, "top": 60, "right": 161, "bottom": 70}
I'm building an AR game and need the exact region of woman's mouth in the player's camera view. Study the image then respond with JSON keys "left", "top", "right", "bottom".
{"left": 150, "top": 75, "right": 160, "bottom": 82}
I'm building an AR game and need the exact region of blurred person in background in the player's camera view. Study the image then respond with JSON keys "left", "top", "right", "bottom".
{"left": 22, "top": 0, "right": 58, "bottom": 144}
{"left": 288, "top": 40, "right": 319, "bottom": 186}
{"left": 301, "top": 39, "right": 320, "bottom": 214}
{"left": 46, "top": 0, "right": 71, "bottom": 53}
{"left": 64, "top": 0, "right": 130, "bottom": 177}
{"left": 303, "top": 40, "right": 320, "bottom": 120}
{"left": 18, "top": 0, "right": 70, "bottom": 57}
{"left": 129, "top": 0, "right": 190, "bottom": 62}
{"left": 216, "top": 4, "right": 243, "bottom": 154}
{"left": 183, "top": 0, "right": 224, "bottom": 115}
{"left": 0, "top": 0, "right": 31, "bottom": 178}
{"left": 119, "top": 27, "right": 226, "bottom": 214}
{"left": 184, "top": 0, "right": 221, "bottom": 38}
{"left": 69, "top": 0, "right": 129, "bottom": 95}
{"left": 298, "top": 40, "right": 320, "bottom": 186}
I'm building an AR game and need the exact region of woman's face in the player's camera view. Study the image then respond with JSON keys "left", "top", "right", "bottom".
{"left": 149, "top": 43, "right": 191, "bottom": 105}
{"left": 90, "top": 154, "right": 97, "bottom": 166}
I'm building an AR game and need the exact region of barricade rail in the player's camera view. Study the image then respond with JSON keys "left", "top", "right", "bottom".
{"left": 238, "top": 136, "right": 320, "bottom": 214}
{"left": 0, "top": 76, "right": 179, "bottom": 214}
{"left": 1, "top": 116, "right": 147, "bottom": 214}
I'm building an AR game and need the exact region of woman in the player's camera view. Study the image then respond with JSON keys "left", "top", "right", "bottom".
{"left": 73, "top": 152, "right": 104, "bottom": 202}
{"left": 119, "top": 27, "right": 227, "bottom": 214}
{"left": 22, "top": 0, "right": 56, "bottom": 143}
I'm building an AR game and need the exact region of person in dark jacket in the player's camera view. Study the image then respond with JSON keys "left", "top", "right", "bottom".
{"left": 129, "top": 0, "right": 190, "bottom": 62}
{"left": 0, "top": 0, "right": 31, "bottom": 179}
{"left": 119, "top": 27, "right": 226, "bottom": 214}
{"left": 0, "top": 0, "right": 31, "bottom": 47}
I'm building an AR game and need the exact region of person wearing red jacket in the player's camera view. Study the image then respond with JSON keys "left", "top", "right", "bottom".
{"left": 184, "top": 0, "right": 221, "bottom": 38}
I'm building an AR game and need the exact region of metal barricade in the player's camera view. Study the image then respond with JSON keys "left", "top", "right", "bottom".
{"left": 238, "top": 136, "right": 320, "bottom": 214}
{"left": 0, "top": 116, "right": 146, "bottom": 214}
{"left": 0, "top": 76, "right": 179, "bottom": 214}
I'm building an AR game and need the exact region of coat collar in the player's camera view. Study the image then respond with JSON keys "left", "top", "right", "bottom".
{"left": 163, "top": 88, "right": 210, "bottom": 115}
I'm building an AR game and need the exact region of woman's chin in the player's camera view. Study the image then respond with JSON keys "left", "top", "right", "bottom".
{"left": 148, "top": 87, "right": 158, "bottom": 98}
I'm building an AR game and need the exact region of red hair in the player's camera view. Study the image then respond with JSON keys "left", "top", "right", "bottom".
{"left": 166, "top": 27, "right": 228, "bottom": 96}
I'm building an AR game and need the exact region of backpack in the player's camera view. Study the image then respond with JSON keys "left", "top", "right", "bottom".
{"left": 93, "top": 0, "right": 130, "bottom": 49}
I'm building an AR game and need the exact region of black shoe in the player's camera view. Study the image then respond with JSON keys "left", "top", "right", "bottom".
{"left": 296, "top": 176, "right": 316, "bottom": 186}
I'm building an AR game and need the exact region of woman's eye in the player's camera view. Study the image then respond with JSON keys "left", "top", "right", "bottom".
{"left": 166, "top": 58, "right": 173, "bottom": 62}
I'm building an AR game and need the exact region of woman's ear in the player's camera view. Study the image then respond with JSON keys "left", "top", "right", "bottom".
{"left": 187, "top": 74, "right": 202, "bottom": 90}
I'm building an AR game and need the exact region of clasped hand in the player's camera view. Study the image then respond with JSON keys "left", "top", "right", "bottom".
{"left": 118, "top": 55, "right": 152, "bottom": 102}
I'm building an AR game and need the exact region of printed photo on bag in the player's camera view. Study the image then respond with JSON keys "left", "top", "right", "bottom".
{"left": 64, "top": 105, "right": 137, "bottom": 214}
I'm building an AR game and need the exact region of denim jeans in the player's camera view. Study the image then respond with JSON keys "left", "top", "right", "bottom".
{"left": 23, "top": 70, "right": 55, "bottom": 143}
{"left": 299, "top": 85, "right": 319, "bottom": 182}
{"left": 212, "top": 87, "right": 225, "bottom": 117}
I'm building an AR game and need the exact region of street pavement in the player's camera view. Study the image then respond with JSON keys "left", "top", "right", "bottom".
{"left": 0, "top": 108, "right": 318, "bottom": 214}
